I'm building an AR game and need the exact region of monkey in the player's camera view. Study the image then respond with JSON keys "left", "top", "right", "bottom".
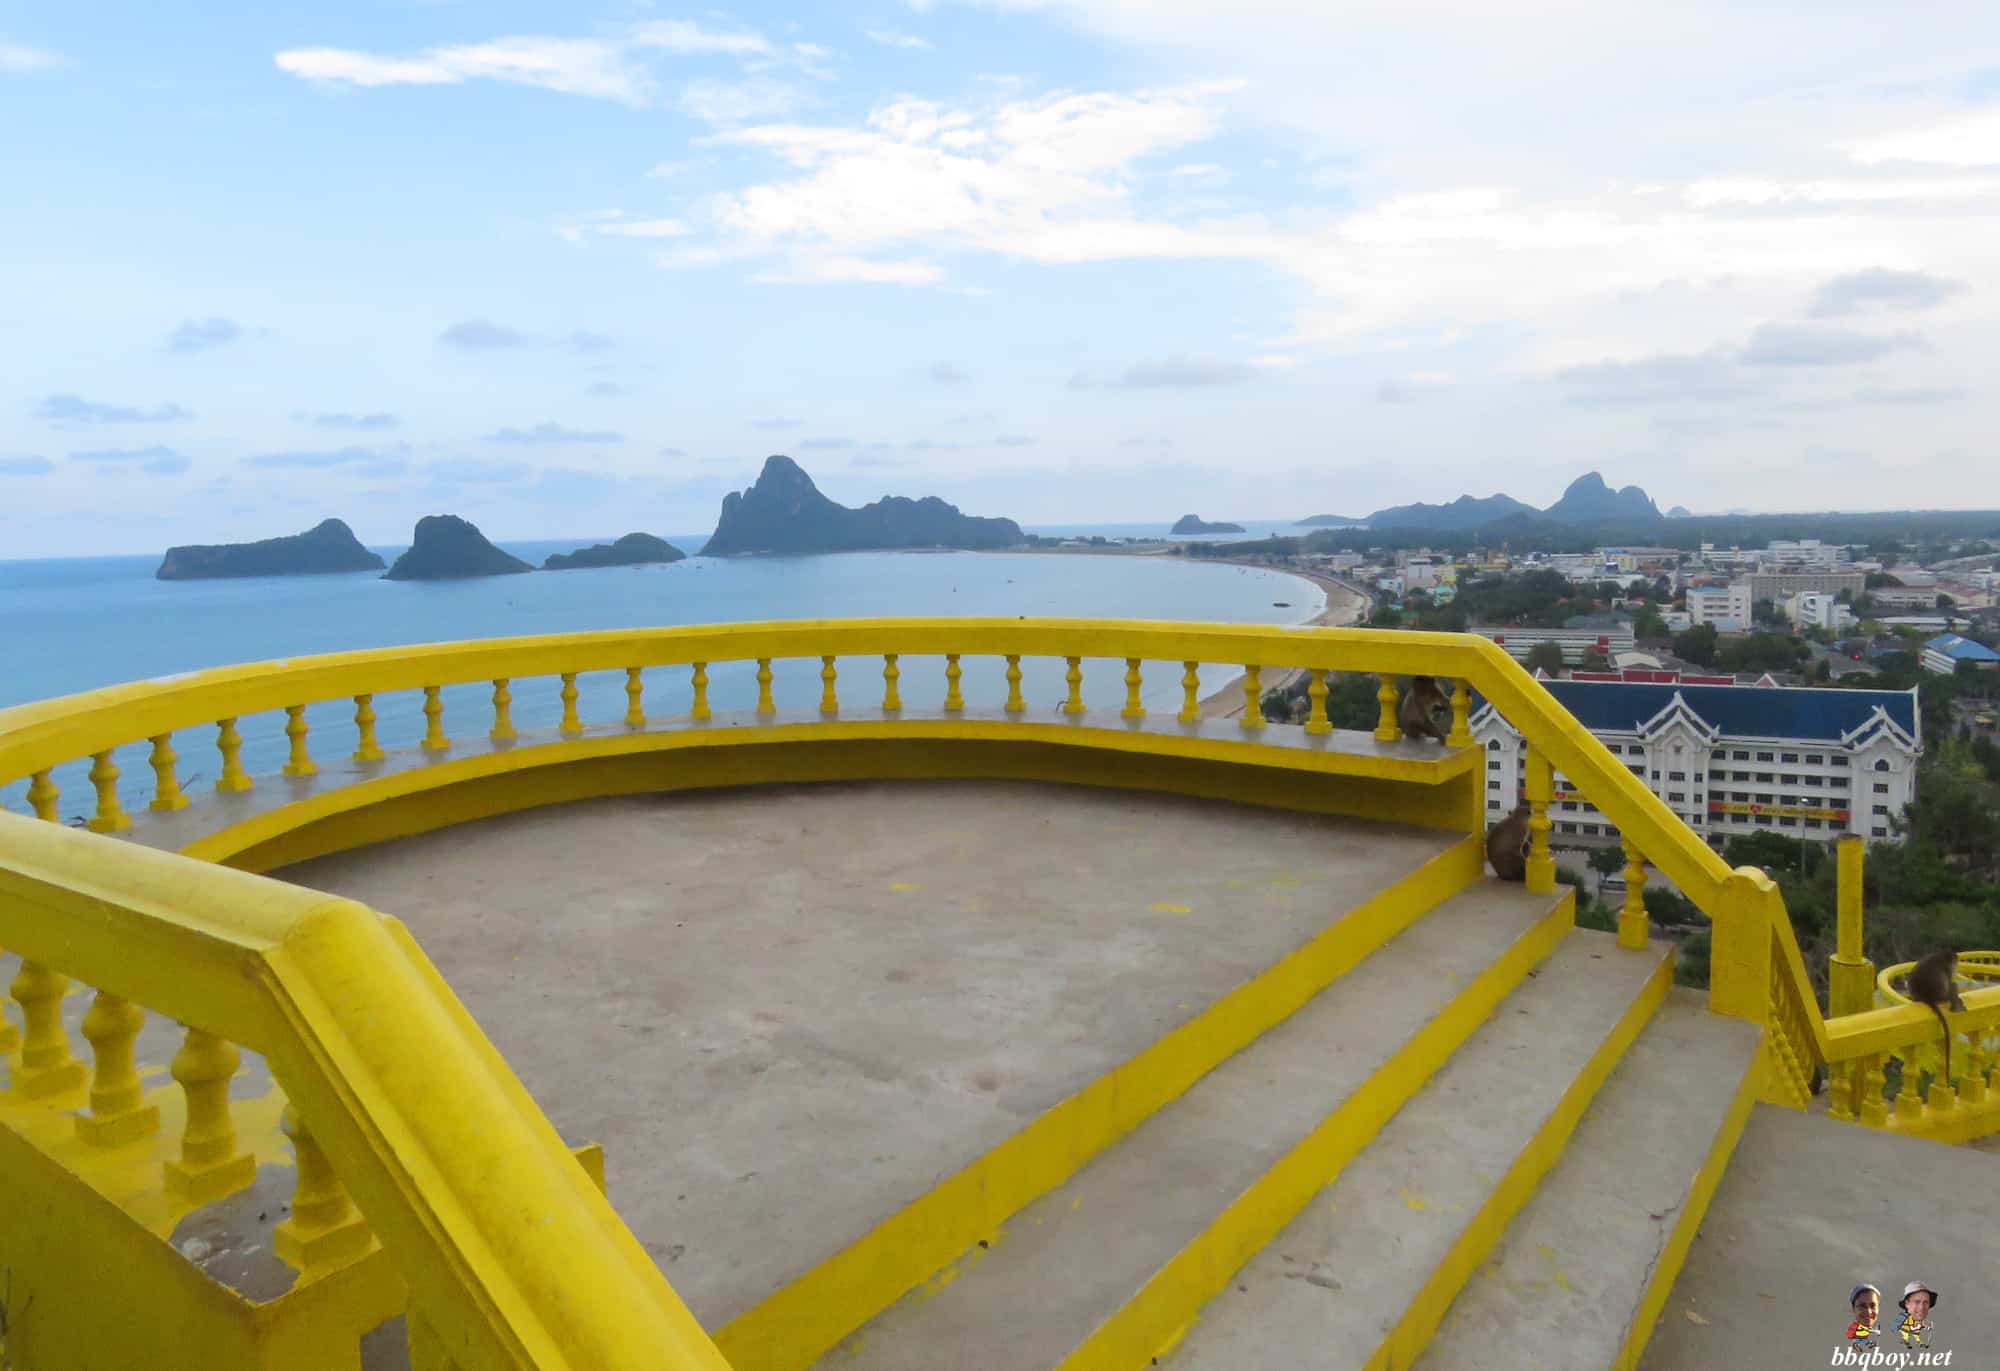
{"left": 1906, "top": 949, "right": 1967, "bottom": 1084}
{"left": 1487, "top": 804, "right": 1531, "bottom": 882}
{"left": 1398, "top": 675, "right": 1452, "bottom": 745}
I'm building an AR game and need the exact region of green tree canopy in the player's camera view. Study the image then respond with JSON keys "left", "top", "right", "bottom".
{"left": 1526, "top": 641, "right": 1567, "bottom": 675}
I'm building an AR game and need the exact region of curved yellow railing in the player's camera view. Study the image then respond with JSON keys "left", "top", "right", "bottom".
{"left": 0, "top": 618, "right": 1882, "bottom": 1363}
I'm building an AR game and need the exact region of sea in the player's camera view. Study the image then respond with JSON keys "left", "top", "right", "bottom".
{"left": 0, "top": 525, "right": 1326, "bottom": 820}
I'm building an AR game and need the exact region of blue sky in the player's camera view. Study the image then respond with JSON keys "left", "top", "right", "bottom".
{"left": 4, "top": 2, "right": 2000, "bottom": 556}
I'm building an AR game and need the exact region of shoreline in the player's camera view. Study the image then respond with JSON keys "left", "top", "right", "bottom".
{"left": 1197, "top": 564, "right": 1372, "bottom": 719}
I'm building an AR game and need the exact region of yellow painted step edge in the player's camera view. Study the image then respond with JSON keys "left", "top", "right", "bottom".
{"left": 1058, "top": 887, "right": 1583, "bottom": 1371}
{"left": 716, "top": 833, "right": 1486, "bottom": 1371}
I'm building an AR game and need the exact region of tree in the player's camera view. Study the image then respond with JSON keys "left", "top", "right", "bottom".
{"left": 1674, "top": 623, "right": 1719, "bottom": 667}
{"left": 1718, "top": 632, "right": 1812, "bottom": 674}
{"left": 1753, "top": 598, "right": 1788, "bottom": 629}
{"left": 1866, "top": 571, "right": 1904, "bottom": 590}
{"left": 1587, "top": 845, "right": 1626, "bottom": 876}
{"left": 1526, "top": 641, "right": 1566, "bottom": 675}
{"left": 1633, "top": 607, "right": 1670, "bottom": 639}
{"left": 1580, "top": 648, "right": 1610, "bottom": 673}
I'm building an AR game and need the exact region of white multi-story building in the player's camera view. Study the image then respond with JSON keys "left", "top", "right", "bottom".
{"left": 1686, "top": 582, "right": 1753, "bottom": 631}
{"left": 1471, "top": 626, "right": 1637, "bottom": 665}
{"left": 1472, "top": 680, "right": 1922, "bottom": 847}
{"left": 1871, "top": 587, "right": 1946, "bottom": 611}
{"left": 1787, "top": 591, "right": 1855, "bottom": 634}
{"left": 1765, "top": 539, "right": 1850, "bottom": 569}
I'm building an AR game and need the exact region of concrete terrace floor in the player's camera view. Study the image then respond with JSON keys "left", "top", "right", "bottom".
{"left": 282, "top": 779, "right": 1459, "bottom": 1330}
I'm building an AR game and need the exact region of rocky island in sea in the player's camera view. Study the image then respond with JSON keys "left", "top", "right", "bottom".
{"left": 701, "top": 455, "right": 1024, "bottom": 556}
{"left": 156, "top": 518, "right": 385, "bottom": 580}
{"left": 383, "top": 515, "right": 534, "bottom": 580}
{"left": 1171, "top": 514, "right": 1245, "bottom": 535}
{"left": 543, "top": 533, "right": 687, "bottom": 571}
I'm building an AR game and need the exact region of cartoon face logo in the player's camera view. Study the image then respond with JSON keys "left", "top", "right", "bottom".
{"left": 1897, "top": 1281, "right": 1938, "bottom": 1350}
{"left": 1845, "top": 1284, "right": 1881, "bottom": 1347}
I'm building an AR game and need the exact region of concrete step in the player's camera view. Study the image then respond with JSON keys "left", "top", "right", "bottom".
{"left": 1413, "top": 989, "right": 1762, "bottom": 1371}
{"left": 1162, "top": 927, "right": 1672, "bottom": 1371}
{"left": 810, "top": 878, "right": 1574, "bottom": 1371}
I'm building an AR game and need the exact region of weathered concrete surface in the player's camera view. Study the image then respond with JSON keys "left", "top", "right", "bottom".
{"left": 1415, "top": 990, "right": 1760, "bottom": 1370}
{"left": 812, "top": 878, "right": 1567, "bottom": 1371}
{"left": 1164, "top": 930, "right": 1670, "bottom": 1371}
{"left": 1639, "top": 1104, "right": 2000, "bottom": 1370}
{"left": 282, "top": 779, "right": 1458, "bottom": 1328}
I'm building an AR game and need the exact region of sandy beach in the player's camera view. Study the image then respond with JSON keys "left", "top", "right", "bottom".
{"left": 1200, "top": 567, "right": 1372, "bottom": 719}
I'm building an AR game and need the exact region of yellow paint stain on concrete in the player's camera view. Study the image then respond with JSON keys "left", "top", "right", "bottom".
{"left": 1149, "top": 901, "right": 1192, "bottom": 914}
{"left": 889, "top": 882, "right": 918, "bottom": 892}
{"left": 1266, "top": 873, "right": 1302, "bottom": 888}
{"left": 1400, "top": 1187, "right": 1429, "bottom": 1211}
{"left": 1223, "top": 878, "right": 1249, "bottom": 888}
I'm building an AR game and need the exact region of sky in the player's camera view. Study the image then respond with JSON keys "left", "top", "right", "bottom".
{"left": 4, "top": 2, "right": 2000, "bottom": 556}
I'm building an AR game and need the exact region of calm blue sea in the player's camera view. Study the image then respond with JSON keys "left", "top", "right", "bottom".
{"left": 0, "top": 539, "right": 1321, "bottom": 820}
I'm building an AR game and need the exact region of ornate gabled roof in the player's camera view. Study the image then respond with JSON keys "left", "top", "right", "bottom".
{"left": 1470, "top": 680, "right": 1919, "bottom": 746}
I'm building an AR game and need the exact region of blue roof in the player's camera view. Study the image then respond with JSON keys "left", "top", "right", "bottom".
{"left": 1926, "top": 634, "right": 2000, "bottom": 662}
{"left": 1477, "top": 680, "right": 1918, "bottom": 743}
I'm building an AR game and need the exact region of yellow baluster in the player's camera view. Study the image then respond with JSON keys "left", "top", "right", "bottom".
{"left": 1241, "top": 664, "right": 1265, "bottom": 728}
{"left": 87, "top": 750, "right": 128, "bottom": 833}
{"left": 422, "top": 686, "right": 450, "bottom": 750}
{"left": 1618, "top": 839, "right": 1649, "bottom": 950}
{"left": 1859, "top": 1053, "right": 1889, "bottom": 1127}
{"left": 1374, "top": 674, "right": 1400, "bottom": 742}
{"left": 628, "top": 667, "right": 650, "bottom": 726}
{"left": 1894, "top": 1049, "right": 1924, "bottom": 1125}
{"left": 1005, "top": 655, "right": 1026, "bottom": 714}
{"left": 1959, "top": 1036, "right": 1989, "bottom": 1106}
{"left": 148, "top": 733, "right": 188, "bottom": 811}
{"left": 1926, "top": 1041, "right": 1960, "bottom": 1113}
{"left": 352, "top": 695, "right": 384, "bottom": 762}
{"left": 0, "top": 960, "right": 15, "bottom": 1054}
{"left": 27, "top": 768, "right": 59, "bottom": 821}
{"left": 1121, "top": 658, "right": 1145, "bottom": 719}
{"left": 164, "top": 1026, "right": 255, "bottom": 1203}
{"left": 490, "top": 679, "right": 516, "bottom": 741}
{"left": 76, "top": 991, "right": 159, "bottom": 1145}
{"left": 1305, "top": 668, "right": 1332, "bottom": 735}
{"left": 882, "top": 654, "right": 902, "bottom": 711}
{"left": 1524, "top": 749, "right": 1555, "bottom": 893}
{"left": 820, "top": 656, "right": 840, "bottom": 715}
{"left": 559, "top": 672, "right": 583, "bottom": 734}
{"left": 1179, "top": 661, "right": 1200, "bottom": 723}
{"left": 215, "top": 719, "right": 252, "bottom": 792}
{"left": 944, "top": 654, "right": 965, "bottom": 712}
{"left": 1063, "top": 656, "right": 1085, "bottom": 715}
{"left": 687, "top": 664, "right": 710, "bottom": 722}
{"left": 1827, "top": 1059, "right": 1857, "bottom": 1123}
{"left": 1447, "top": 679, "right": 1473, "bottom": 746}
{"left": 282, "top": 705, "right": 317, "bottom": 777}
{"left": 275, "top": 1105, "right": 374, "bottom": 1277}
{"left": 10, "top": 961, "right": 85, "bottom": 1097}
{"left": 756, "top": 658, "right": 776, "bottom": 715}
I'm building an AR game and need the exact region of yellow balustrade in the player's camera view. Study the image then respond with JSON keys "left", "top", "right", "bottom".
{"left": 422, "top": 686, "right": 449, "bottom": 750}
{"left": 76, "top": 990, "right": 159, "bottom": 1145}
{"left": 491, "top": 679, "right": 517, "bottom": 741}
{"left": 1618, "top": 840, "right": 1648, "bottom": 951}
{"left": 944, "top": 654, "right": 964, "bottom": 712}
{"left": 28, "top": 768, "right": 58, "bottom": 820}
{"left": 1121, "top": 658, "right": 1144, "bottom": 719}
{"left": 820, "top": 656, "right": 840, "bottom": 715}
{"left": 1373, "top": 674, "right": 1399, "bottom": 741}
{"left": 1305, "top": 668, "right": 1331, "bottom": 736}
{"left": 560, "top": 673, "right": 583, "bottom": 735}
{"left": 1827, "top": 835, "right": 1874, "bottom": 1018}
{"left": 1523, "top": 750, "right": 1555, "bottom": 893}
{"left": 1063, "top": 656, "right": 1085, "bottom": 716}
{"left": 1005, "top": 654, "right": 1025, "bottom": 713}
{"left": 11, "top": 959, "right": 86, "bottom": 1097}
{"left": 0, "top": 963, "right": 16, "bottom": 1053}
{"left": 165, "top": 1025, "right": 256, "bottom": 1204}
{"left": 1447, "top": 679, "right": 1472, "bottom": 747}
{"left": 624, "top": 667, "right": 648, "bottom": 731}
{"left": 882, "top": 654, "right": 902, "bottom": 712}
{"left": 149, "top": 733, "right": 189, "bottom": 812}
{"left": 756, "top": 657, "right": 775, "bottom": 715}
{"left": 1240, "top": 664, "right": 1264, "bottom": 729}
{"left": 88, "top": 748, "right": 128, "bottom": 832}
{"left": 1178, "top": 661, "right": 1199, "bottom": 723}
{"left": 354, "top": 693, "right": 385, "bottom": 762}
{"left": 686, "top": 664, "right": 707, "bottom": 723}
{"left": 275, "top": 1104, "right": 374, "bottom": 1277}
{"left": 217, "top": 717, "right": 253, "bottom": 792}
{"left": 283, "top": 704, "right": 317, "bottom": 777}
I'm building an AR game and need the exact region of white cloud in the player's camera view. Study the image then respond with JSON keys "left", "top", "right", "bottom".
{"left": 594, "top": 218, "right": 690, "bottom": 238}
{"left": 753, "top": 254, "right": 946, "bottom": 285}
{"left": 0, "top": 39, "right": 63, "bottom": 71}
{"left": 679, "top": 76, "right": 808, "bottom": 124}
{"left": 1685, "top": 176, "right": 1999, "bottom": 207}
{"left": 867, "top": 29, "right": 934, "bottom": 50}
{"left": 630, "top": 21, "right": 773, "bottom": 58}
{"left": 1849, "top": 109, "right": 2000, "bottom": 169}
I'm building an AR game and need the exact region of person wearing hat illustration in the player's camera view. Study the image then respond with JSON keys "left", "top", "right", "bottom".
{"left": 1897, "top": 1281, "right": 1937, "bottom": 1350}
{"left": 1845, "top": 1284, "right": 1882, "bottom": 1349}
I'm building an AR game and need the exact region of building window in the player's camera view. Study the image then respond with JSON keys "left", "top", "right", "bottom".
{"left": 1488, "top": 740, "right": 1501, "bottom": 750}
{"left": 1562, "top": 801, "right": 1579, "bottom": 812}
{"left": 1831, "top": 778, "right": 1849, "bottom": 791}
{"left": 1756, "top": 751, "right": 1774, "bottom": 761}
{"left": 1669, "top": 792, "right": 1685, "bottom": 803}
{"left": 1781, "top": 752, "right": 1798, "bottom": 763}
{"left": 1779, "top": 817, "right": 1798, "bottom": 828}
{"left": 1832, "top": 756, "right": 1849, "bottom": 768}
{"left": 1872, "top": 804, "right": 1889, "bottom": 815}
{"left": 1872, "top": 826, "right": 1887, "bottom": 837}
{"left": 1804, "top": 776, "right": 1822, "bottom": 787}
{"left": 1874, "top": 759, "right": 1892, "bottom": 772}
{"left": 1806, "top": 753, "right": 1824, "bottom": 764}
{"left": 1668, "top": 770, "right": 1686, "bottom": 781}
{"left": 1780, "top": 774, "right": 1797, "bottom": 785}
{"left": 1488, "top": 780, "right": 1502, "bottom": 790}
{"left": 1489, "top": 760, "right": 1502, "bottom": 770}
{"left": 1733, "top": 750, "right": 1749, "bottom": 760}
{"left": 1873, "top": 782, "right": 1889, "bottom": 794}
{"left": 1557, "top": 822, "right": 1575, "bottom": 833}
{"left": 1733, "top": 771, "right": 1749, "bottom": 781}
{"left": 1757, "top": 773, "right": 1774, "bottom": 783}
{"left": 1805, "top": 819, "right": 1823, "bottom": 829}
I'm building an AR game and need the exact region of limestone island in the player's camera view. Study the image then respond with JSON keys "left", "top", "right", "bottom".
{"left": 383, "top": 515, "right": 534, "bottom": 580}
{"left": 1296, "top": 513, "right": 1368, "bottom": 527}
{"left": 1171, "top": 514, "right": 1246, "bottom": 535}
{"left": 701, "top": 455, "right": 1024, "bottom": 556}
{"left": 543, "top": 533, "right": 687, "bottom": 571}
{"left": 155, "top": 518, "right": 385, "bottom": 580}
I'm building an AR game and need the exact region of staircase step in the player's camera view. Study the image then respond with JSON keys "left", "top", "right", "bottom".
{"left": 1163, "top": 927, "right": 1671, "bottom": 1371}
{"left": 810, "top": 878, "right": 1572, "bottom": 1371}
{"left": 1413, "top": 990, "right": 1762, "bottom": 1371}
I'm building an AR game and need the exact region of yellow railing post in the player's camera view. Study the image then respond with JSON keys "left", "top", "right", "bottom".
{"left": 1827, "top": 1059, "right": 1857, "bottom": 1122}
{"left": 422, "top": 687, "right": 450, "bottom": 750}
{"left": 1063, "top": 656, "right": 1086, "bottom": 715}
{"left": 216, "top": 718, "right": 253, "bottom": 791}
{"left": 1895, "top": 1050, "right": 1925, "bottom": 1124}
{"left": 1241, "top": 664, "right": 1264, "bottom": 728}
{"left": 27, "top": 768, "right": 59, "bottom": 820}
{"left": 10, "top": 960, "right": 86, "bottom": 1097}
{"left": 944, "top": 654, "right": 965, "bottom": 712}
{"left": 0, "top": 961, "right": 16, "bottom": 1054}
{"left": 1005, "top": 655, "right": 1026, "bottom": 713}
{"left": 283, "top": 704, "right": 317, "bottom": 777}
{"left": 1827, "top": 835, "right": 1875, "bottom": 1018}
{"left": 1859, "top": 1054, "right": 1889, "bottom": 1127}
{"left": 353, "top": 694, "right": 385, "bottom": 761}
{"left": 490, "top": 680, "right": 517, "bottom": 741}
{"left": 87, "top": 749, "right": 128, "bottom": 832}
{"left": 76, "top": 990, "right": 159, "bottom": 1145}
{"left": 148, "top": 733, "right": 188, "bottom": 811}
{"left": 630, "top": 667, "right": 652, "bottom": 726}
{"left": 559, "top": 673, "right": 583, "bottom": 734}
{"left": 685, "top": 664, "right": 707, "bottom": 723}
{"left": 165, "top": 1026, "right": 255, "bottom": 1204}
{"left": 1122, "top": 658, "right": 1144, "bottom": 719}
{"left": 1709, "top": 869, "right": 1776, "bottom": 1024}
{"left": 1618, "top": 839, "right": 1648, "bottom": 950}
{"left": 1305, "top": 668, "right": 1331, "bottom": 735}
{"left": 1447, "top": 679, "right": 1472, "bottom": 746}
{"left": 882, "top": 654, "right": 902, "bottom": 712}
{"left": 756, "top": 657, "right": 776, "bottom": 715}
{"left": 1178, "top": 661, "right": 1199, "bottom": 723}
{"left": 820, "top": 656, "right": 840, "bottom": 715}
{"left": 275, "top": 1104, "right": 375, "bottom": 1277}
{"left": 1373, "top": 674, "right": 1399, "bottom": 742}
{"left": 1523, "top": 749, "right": 1555, "bottom": 892}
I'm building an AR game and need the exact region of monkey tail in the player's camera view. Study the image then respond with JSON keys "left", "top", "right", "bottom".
{"left": 1928, "top": 1002, "right": 1952, "bottom": 1084}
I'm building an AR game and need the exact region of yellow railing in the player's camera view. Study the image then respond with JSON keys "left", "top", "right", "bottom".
{"left": 1815, "top": 955, "right": 2000, "bottom": 1143}
{"left": 0, "top": 619, "right": 1854, "bottom": 1363}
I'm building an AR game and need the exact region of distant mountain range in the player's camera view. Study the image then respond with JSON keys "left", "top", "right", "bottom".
{"left": 702, "top": 455, "right": 1024, "bottom": 556}
{"left": 1303, "top": 472, "right": 1670, "bottom": 533}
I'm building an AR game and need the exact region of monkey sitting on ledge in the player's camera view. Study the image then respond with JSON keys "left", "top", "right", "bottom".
{"left": 1398, "top": 675, "right": 1452, "bottom": 745}
{"left": 1906, "top": 949, "right": 1967, "bottom": 1082}
{"left": 1487, "top": 804, "right": 1531, "bottom": 882}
